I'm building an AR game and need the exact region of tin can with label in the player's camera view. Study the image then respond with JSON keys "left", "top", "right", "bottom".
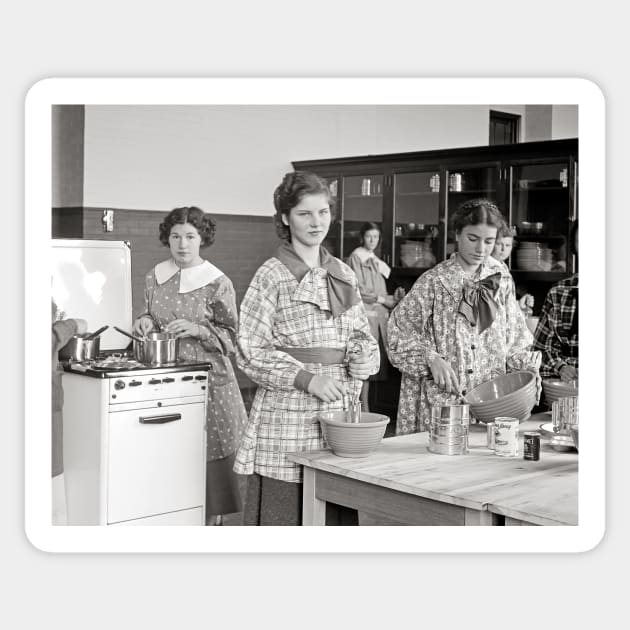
{"left": 486, "top": 421, "right": 496, "bottom": 450}
{"left": 494, "top": 417, "right": 519, "bottom": 457}
{"left": 523, "top": 432, "right": 541, "bottom": 461}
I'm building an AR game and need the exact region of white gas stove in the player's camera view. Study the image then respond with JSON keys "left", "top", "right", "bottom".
{"left": 62, "top": 359, "right": 209, "bottom": 526}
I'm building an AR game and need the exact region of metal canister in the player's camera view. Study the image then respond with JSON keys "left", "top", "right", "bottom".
{"left": 523, "top": 432, "right": 541, "bottom": 461}
{"left": 494, "top": 417, "right": 519, "bottom": 457}
{"left": 449, "top": 172, "right": 462, "bottom": 192}
{"left": 486, "top": 421, "right": 496, "bottom": 450}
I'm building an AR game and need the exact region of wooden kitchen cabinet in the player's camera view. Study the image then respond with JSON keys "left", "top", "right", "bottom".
{"left": 293, "top": 138, "right": 578, "bottom": 312}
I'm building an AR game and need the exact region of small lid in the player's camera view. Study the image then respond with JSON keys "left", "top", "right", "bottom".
{"left": 523, "top": 431, "right": 541, "bottom": 437}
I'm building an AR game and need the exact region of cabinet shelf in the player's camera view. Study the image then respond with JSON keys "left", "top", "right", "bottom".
{"left": 344, "top": 193, "right": 383, "bottom": 199}
{"left": 510, "top": 271, "right": 570, "bottom": 282}
{"left": 447, "top": 189, "right": 497, "bottom": 194}
{"left": 395, "top": 191, "right": 439, "bottom": 197}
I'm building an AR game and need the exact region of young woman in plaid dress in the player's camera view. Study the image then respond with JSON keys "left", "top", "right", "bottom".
{"left": 533, "top": 221, "right": 579, "bottom": 381}
{"left": 234, "top": 171, "right": 380, "bottom": 525}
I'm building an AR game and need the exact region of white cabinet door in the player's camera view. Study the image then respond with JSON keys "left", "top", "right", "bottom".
{"left": 107, "top": 402, "right": 206, "bottom": 524}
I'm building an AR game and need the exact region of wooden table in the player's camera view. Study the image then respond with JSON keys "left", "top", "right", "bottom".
{"left": 287, "top": 413, "right": 578, "bottom": 526}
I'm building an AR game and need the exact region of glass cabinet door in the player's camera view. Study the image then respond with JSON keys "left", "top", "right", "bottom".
{"left": 392, "top": 171, "right": 440, "bottom": 270}
{"left": 341, "top": 174, "right": 385, "bottom": 260}
{"left": 320, "top": 175, "right": 341, "bottom": 257}
{"left": 509, "top": 161, "right": 573, "bottom": 274}
{"left": 445, "top": 165, "right": 502, "bottom": 257}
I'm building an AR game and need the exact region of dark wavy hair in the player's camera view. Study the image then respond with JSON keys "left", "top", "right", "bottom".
{"left": 273, "top": 171, "right": 336, "bottom": 242}
{"left": 159, "top": 206, "right": 216, "bottom": 248}
{"left": 451, "top": 198, "right": 507, "bottom": 235}
{"left": 360, "top": 221, "right": 381, "bottom": 246}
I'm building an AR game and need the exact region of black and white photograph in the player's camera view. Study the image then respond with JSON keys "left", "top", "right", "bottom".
{"left": 25, "top": 78, "right": 603, "bottom": 553}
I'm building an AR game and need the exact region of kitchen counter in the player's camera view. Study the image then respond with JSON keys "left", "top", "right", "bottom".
{"left": 287, "top": 412, "right": 577, "bottom": 526}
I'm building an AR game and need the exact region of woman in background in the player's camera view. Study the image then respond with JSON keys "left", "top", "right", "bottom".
{"left": 387, "top": 198, "right": 540, "bottom": 434}
{"left": 235, "top": 171, "right": 379, "bottom": 526}
{"left": 347, "top": 221, "right": 404, "bottom": 410}
{"left": 133, "top": 206, "right": 247, "bottom": 526}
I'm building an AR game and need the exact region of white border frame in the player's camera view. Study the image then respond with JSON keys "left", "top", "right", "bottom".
{"left": 25, "top": 78, "right": 605, "bottom": 553}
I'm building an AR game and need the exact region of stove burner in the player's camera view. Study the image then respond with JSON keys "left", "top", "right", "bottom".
{"left": 72, "top": 355, "right": 185, "bottom": 371}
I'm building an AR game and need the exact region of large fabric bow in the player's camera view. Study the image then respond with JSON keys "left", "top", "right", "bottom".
{"left": 458, "top": 272, "right": 501, "bottom": 333}
{"left": 275, "top": 242, "right": 360, "bottom": 318}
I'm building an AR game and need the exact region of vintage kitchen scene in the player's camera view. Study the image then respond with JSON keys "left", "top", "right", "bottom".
{"left": 51, "top": 104, "right": 579, "bottom": 527}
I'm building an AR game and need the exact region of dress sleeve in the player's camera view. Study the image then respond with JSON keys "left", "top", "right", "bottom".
{"left": 503, "top": 277, "right": 541, "bottom": 373}
{"left": 347, "top": 254, "right": 377, "bottom": 304}
{"left": 532, "top": 287, "right": 566, "bottom": 377}
{"left": 386, "top": 275, "right": 441, "bottom": 378}
{"left": 52, "top": 320, "right": 79, "bottom": 355}
{"left": 235, "top": 265, "right": 306, "bottom": 391}
{"left": 347, "top": 281, "right": 380, "bottom": 376}
{"left": 196, "top": 276, "right": 238, "bottom": 356}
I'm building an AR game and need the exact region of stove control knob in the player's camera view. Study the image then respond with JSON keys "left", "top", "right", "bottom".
{"left": 129, "top": 380, "right": 142, "bottom": 387}
{"left": 195, "top": 375, "right": 207, "bottom": 381}
{"left": 114, "top": 380, "right": 126, "bottom": 390}
{"left": 182, "top": 375, "right": 194, "bottom": 381}
{"left": 149, "top": 378, "right": 162, "bottom": 385}
{"left": 163, "top": 377, "right": 175, "bottom": 384}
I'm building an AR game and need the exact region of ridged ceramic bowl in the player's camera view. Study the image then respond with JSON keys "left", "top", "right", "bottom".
{"left": 543, "top": 379, "right": 578, "bottom": 407}
{"left": 464, "top": 371, "right": 537, "bottom": 423}
{"left": 318, "top": 411, "right": 390, "bottom": 458}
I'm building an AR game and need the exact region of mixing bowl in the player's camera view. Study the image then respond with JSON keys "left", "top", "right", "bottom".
{"left": 318, "top": 411, "right": 390, "bottom": 458}
{"left": 464, "top": 371, "right": 537, "bottom": 423}
{"left": 543, "top": 379, "right": 578, "bottom": 407}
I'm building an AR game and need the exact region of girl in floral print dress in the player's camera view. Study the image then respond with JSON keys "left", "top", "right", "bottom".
{"left": 387, "top": 199, "right": 541, "bottom": 434}
{"left": 133, "top": 207, "right": 247, "bottom": 525}
{"left": 234, "top": 171, "right": 380, "bottom": 526}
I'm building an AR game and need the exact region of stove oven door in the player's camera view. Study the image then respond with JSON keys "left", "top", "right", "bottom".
{"left": 106, "top": 400, "right": 206, "bottom": 525}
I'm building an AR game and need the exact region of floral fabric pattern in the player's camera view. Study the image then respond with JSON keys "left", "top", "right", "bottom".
{"left": 387, "top": 254, "right": 540, "bottom": 434}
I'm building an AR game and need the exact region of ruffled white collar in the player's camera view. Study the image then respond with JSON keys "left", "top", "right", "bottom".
{"left": 154, "top": 259, "right": 224, "bottom": 293}
{"left": 350, "top": 247, "right": 391, "bottom": 279}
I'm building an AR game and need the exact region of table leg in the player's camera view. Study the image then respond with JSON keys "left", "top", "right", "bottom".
{"left": 302, "top": 468, "right": 326, "bottom": 526}
{"left": 464, "top": 508, "right": 495, "bottom": 526}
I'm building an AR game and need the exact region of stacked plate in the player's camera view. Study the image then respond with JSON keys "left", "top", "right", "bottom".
{"left": 516, "top": 242, "right": 553, "bottom": 271}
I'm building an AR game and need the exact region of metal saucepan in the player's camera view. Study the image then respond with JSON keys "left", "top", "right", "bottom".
{"left": 133, "top": 331, "right": 180, "bottom": 365}
{"left": 113, "top": 326, "right": 180, "bottom": 365}
{"left": 59, "top": 332, "right": 100, "bottom": 362}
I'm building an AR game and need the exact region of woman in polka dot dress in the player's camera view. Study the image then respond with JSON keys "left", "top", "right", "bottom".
{"left": 133, "top": 206, "right": 247, "bottom": 525}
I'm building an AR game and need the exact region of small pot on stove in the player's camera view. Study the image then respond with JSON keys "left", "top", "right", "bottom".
{"left": 59, "top": 334, "right": 101, "bottom": 362}
{"left": 133, "top": 332, "right": 180, "bottom": 365}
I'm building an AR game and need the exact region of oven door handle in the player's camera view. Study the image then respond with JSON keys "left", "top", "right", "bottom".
{"left": 138, "top": 413, "right": 182, "bottom": 425}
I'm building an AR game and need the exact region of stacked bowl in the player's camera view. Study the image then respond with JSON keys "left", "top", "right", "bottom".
{"left": 516, "top": 242, "right": 553, "bottom": 271}
{"left": 464, "top": 371, "right": 537, "bottom": 424}
{"left": 543, "top": 379, "right": 578, "bottom": 407}
{"left": 318, "top": 411, "right": 390, "bottom": 458}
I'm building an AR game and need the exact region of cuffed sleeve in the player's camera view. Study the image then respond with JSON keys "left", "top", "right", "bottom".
{"left": 294, "top": 369, "right": 315, "bottom": 392}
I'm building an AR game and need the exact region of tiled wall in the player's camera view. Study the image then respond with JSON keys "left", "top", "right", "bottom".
{"left": 55, "top": 206, "right": 280, "bottom": 392}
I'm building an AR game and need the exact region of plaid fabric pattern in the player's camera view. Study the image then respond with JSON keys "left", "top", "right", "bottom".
{"left": 533, "top": 274, "right": 579, "bottom": 378}
{"left": 234, "top": 257, "right": 379, "bottom": 482}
